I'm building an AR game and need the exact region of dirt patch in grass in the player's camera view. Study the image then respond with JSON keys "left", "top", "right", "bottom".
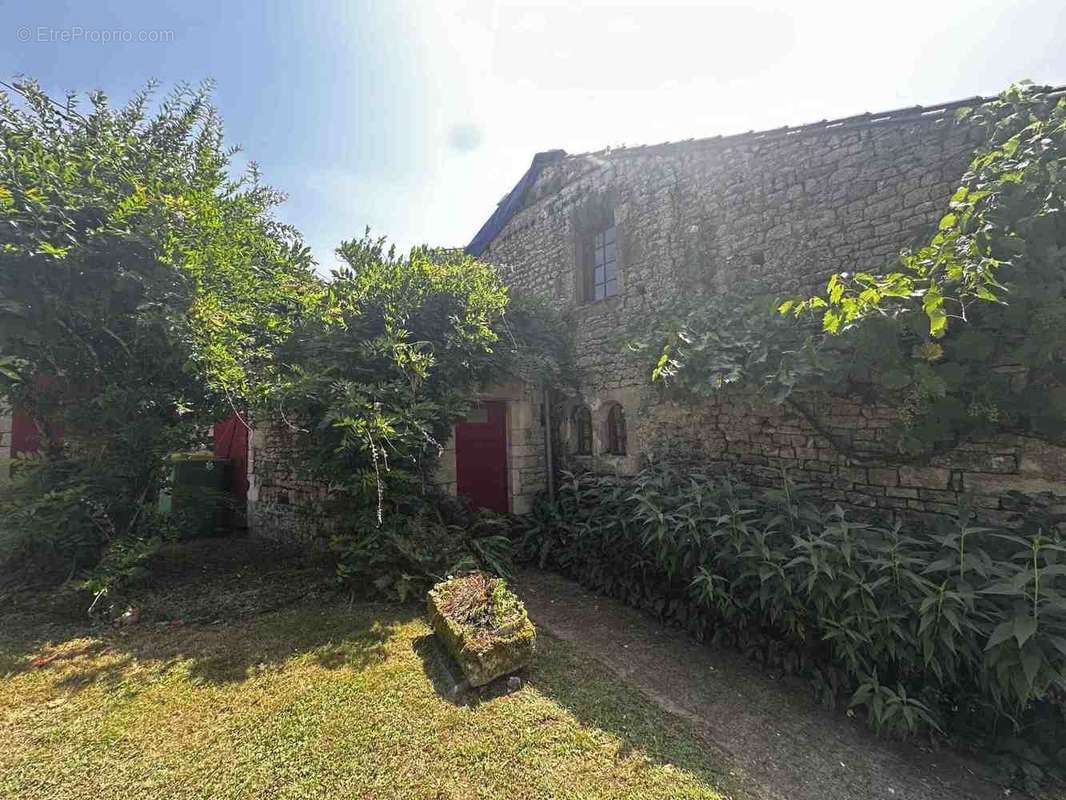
{"left": 0, "top": 539, "right": 747, "bottom": 800}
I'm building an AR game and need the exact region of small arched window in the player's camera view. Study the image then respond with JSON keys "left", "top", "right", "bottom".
{"left": 572, "top": 406, "right": 592, "bottom": 455}
{"left": 606, "top": 404, "right": 627, "bottom": 456}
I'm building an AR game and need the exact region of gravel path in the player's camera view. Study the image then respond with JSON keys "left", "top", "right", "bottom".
{"left": 517, "top": 569, "right": 1017, "bottom": 800}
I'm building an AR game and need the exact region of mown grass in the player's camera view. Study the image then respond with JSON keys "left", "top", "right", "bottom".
{"left": 0, "top": 599, "right": 738, "bottom": 799}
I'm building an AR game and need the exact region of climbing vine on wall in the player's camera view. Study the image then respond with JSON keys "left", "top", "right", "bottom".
{"left": 635, "top": 84, "right": 1066, "bottom": 455}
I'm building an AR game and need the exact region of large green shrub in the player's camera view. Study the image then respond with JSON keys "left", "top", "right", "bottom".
{"left": 0, "top": 79, "right": 318, "bottom": 579}
{"left": 330, "top": 488, "right": 515, "bottom": 602}
{"left": 266, "top": 234, "right": 567, "bottom": 596}
{"left": 267, "top": 234, "right": 508, "bottom": 498}
{"left": 0, "top": 79, "right": 567, "bottom": 593}
{"left": 515, "top": 462, "right": 1066, "bottom": 783}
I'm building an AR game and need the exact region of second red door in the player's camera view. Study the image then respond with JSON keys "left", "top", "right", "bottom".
{"left": 454, "top": 401, "right": 509, "bottom": 513}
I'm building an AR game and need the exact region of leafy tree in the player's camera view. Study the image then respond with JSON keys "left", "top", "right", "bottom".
{"left": 0, "top": 79, "right": 318, "bottom": 575}
{"left": 268, "top": 234, "right": 507, "bottom": 498}
{"left": 264, "top": 234, "right": 568, "bottom": 597}
{"left": 786, "top": 83, "right": 1066, "bottom": 450}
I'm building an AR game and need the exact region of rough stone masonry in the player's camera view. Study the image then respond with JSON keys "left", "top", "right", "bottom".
{"left": 471, "top": 94, "right": 1066, "bottom": 529}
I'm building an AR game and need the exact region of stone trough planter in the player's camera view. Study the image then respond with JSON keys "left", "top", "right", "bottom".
{"left": 427, "top": 573, "right": 536, "bottom": 687}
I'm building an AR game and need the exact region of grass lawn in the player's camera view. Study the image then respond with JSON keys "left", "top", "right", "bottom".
{"left": 0, "top": 559, "right": 738, "bottom": 799}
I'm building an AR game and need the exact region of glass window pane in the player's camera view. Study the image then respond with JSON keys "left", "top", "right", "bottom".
{"left": 588, "top": 225, "right": 618, "bottom": 305}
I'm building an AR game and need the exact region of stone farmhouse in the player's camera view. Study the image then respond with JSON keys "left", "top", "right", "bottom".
{"left": 2, "top": 92, "right": 1063, "bottom": 539}
{"left": 243, "top": 90, "right": 1066, "bottom": 538}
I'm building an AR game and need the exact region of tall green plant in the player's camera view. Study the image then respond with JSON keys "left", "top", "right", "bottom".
{"left": 515, "top": 462, "right": 1066, "bottom": 785}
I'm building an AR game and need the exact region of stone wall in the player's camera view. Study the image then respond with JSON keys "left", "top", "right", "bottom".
{"left": 246, "top": 421, "right": 332, "bottom": 542}
{"left": 480, "top": 112, "right": 1066, "bottom": 525}
{"left": 640, "top": 389, "right": 1066, "bottom": 529}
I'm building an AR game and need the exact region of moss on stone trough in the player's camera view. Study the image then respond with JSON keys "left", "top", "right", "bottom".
{"left": 426, "top": 572, "right": 536, "bottom": 687}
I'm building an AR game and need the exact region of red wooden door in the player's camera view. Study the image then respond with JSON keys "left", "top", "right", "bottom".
{"left": 213, "top": 413, "right": 249, "bottom": 507}
{"left": 11, "top": 411, "right": 40, "bottom": 456}
{"left": 454, "top": 401, "right": 509, "bottom": 513}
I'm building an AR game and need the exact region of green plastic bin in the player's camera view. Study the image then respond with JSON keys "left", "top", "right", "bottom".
{"left": 163, "top": 452, "right": 234, "bottom": 538}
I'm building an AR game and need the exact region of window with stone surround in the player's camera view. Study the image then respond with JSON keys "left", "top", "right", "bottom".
{"left": 588, "top": 223, "right": 618, "bottom": 301}
{"left": 605, "top": 403, "right": 627, "bottom": 455}
{"left": 575, "top": 199, "right": 619, "bottom": 305}
{"left": 572, "top": 405, "right": 592, "bottom": 455}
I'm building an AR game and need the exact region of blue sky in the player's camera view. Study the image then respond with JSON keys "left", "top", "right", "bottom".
{"left": 3, "top": 0, "right": 1066, "bottom": 271}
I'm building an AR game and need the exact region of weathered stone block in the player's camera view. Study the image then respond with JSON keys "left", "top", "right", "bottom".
{"left": 898, "top": 466, "right": 951, "bottom": 490}
{"left": 919, "top": 488, "right": 959, "bottom": 504}
{"left": 845, "top": 491, "right": 877, "bottom": 507}
{"left": 931, "top": 449, "right": 1017, "bottom": 473}
{"left": 885, "top": 486, "right": 919, "bottom": 499}
{"left": 1018, "top": 439, "right": 1066, "bottom": 478}
{"left": 868, "top": 467, "right": 899, "bottom": 487}
{"left": 964, "top": 472, "right": 1066, "bottom": 497}
{"left": 427, "top": 573, "right": 536, "bottom": 687}
{"left": 838, "top": 466, "right": 867, "bottom": 484}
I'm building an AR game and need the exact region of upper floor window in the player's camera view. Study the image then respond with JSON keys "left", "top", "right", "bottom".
{"left": 606, "top": 404, "right": 627, "bottom": 455}
{"left": 572, "top": 405, "right": 593, "bottom": 455}
{"left": 588, "top": 224, "right": 618, "bottom": 302}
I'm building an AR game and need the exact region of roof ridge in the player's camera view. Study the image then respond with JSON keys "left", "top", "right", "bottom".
{"left": 465, "top": 84, "right": 1066, "bottom": 256}
{"left": 578, "top": 85, "right": 1066, "bottom": 159}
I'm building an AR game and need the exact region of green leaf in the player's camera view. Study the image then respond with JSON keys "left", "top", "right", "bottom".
{"left": 1048, "top": 636, "right": 1066, "bottom": 659}
{"left": 928, "top": 307, "right": 947, "bottom": 338}
{"left": 828, "top": 275, "right": 845, "bottom": 305}
{"left": 1014, "top": 614, "right": 1038, "bottom": 647}
{"left": 36, "top": 241, "right": 69, "bottom": 258}
{"left": 1020, "top": 643, "right": 1042, "bottom": 688}
{"left": 985, "top": 620, "right": 1015, "bottom": 650}
{"left": 822, "top": 308, "right": 842, "bottom": 334}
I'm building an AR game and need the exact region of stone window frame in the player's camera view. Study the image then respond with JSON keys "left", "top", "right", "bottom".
{"left": 604, "top": 403, "right": 627, "bottom": 456}
{"left": 589, "top": 223, "right": 619, "bottom": 301}
{"left": 574, "top": 199, "right": 621, "bottom": 306}
{"left": 571, "top": 405, "right": 593, "bottom": 455}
